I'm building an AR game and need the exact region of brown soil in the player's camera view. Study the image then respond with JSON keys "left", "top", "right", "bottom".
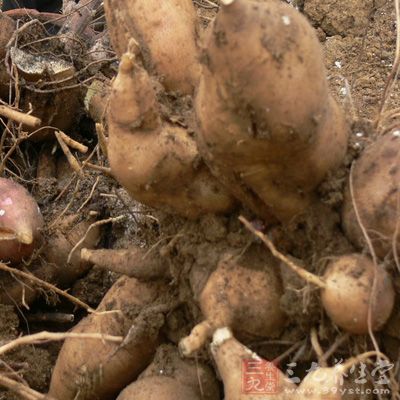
{"left": 1, "top": 0, "right": 400, "bottom": 399}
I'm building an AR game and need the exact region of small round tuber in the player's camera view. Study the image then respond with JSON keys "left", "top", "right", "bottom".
{"left": 241, "top": 218, "right": 395, "bottom": 335}
{"left": 179, "top": 248, "right": 286, "bottom": 356}
{"left": 0, "top": 178, "right": 43, "bottom": 264}
{"left": 321, "top": 254, "right": 395, "bottom": 335}
{"left": 297, "top": 351, "right": 386, "bottom": 400}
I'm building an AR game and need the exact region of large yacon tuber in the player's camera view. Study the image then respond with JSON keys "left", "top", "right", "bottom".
{"left": 195, "top": 0, "right": 349, "bottom": 223}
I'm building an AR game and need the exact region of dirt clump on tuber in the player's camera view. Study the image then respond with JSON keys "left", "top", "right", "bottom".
{"left": 107, "top": 49, "right": 235, "bottom": 219}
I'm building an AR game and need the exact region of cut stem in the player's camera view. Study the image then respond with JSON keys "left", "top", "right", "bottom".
{"left": 179, "top": 320, "right": 213, "bottom": 356}
{"left": 0, "top": 331, "right": 123, "bottom": 357}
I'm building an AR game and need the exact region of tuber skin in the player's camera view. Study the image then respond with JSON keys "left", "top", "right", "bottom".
{"left": 0, "top": 215, "right": 101, "bottom": 307}
{"left": 48, "top": 276, "right": 165, "bottom": 400}
{"left": 342, "top": 132, "right": 400, "bottom": 260}
{"left": 195, "top": 0, "right": 349, "bottom": 223}
{"left": 210, "top": 327, "right": 296, "bottom": 400}
{"left": 179, "top": 248, "right": 286, "bottom": 356}
{"left": 80, "top": 246, "right": 168, "bottom": 280}
{"left": 116, "top": 344, "right": 220, "bottom": 400}
{"left": 0, "top": 178, "right": 43, "bottom": 264}
{"left": 104, "top": 0, "right": 200, "bottom": 94}
{"left": 321, "top": 254, "right": 395, "bottom": 335}
{"left": 107, "top": 49, "right": 235, "bottom": 219}
{"left": 44, "top": 215, "right": 101, "bottom": 287}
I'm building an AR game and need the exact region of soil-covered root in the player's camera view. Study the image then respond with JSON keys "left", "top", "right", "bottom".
{"left": 104, "top": 0, "right": 200, "bottom": 94}
{"left": 179, "top": 246, "right": 286, "bottom": 356}
{"left": 211, "top": 328, "right": 384, "bottom": 400}
{"left": 195, "top": 0, "right": 349, "bottom": 223}
{"left": 81, "top": 245, "right": 168, "bottom": 280}
{"left": 116, "top": 344, "right": 220, "bottom": 400}
{"left": 107, "top": 49, "right": 235, "bottom": 219}
{"left": 48, "top": 276, "right": 167, "bottom": 400}
{"left": 342, "top": 131, "right": 400, "bottom": 260}
{"left": 210, "top": 327, "right": 296, "bottom": 400}
{"left": 0, "top": 178, "right": 43, "bottom": 264}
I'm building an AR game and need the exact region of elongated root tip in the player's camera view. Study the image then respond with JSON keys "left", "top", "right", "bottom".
{"left": 179, "top": 321, "right": 212, "bottom": 357}
{"left": 119, "top": 53, "right": 135, "bottom": 74}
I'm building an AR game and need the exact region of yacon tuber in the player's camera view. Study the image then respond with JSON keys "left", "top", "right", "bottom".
{"left": 241, "top": 218, "right": 395, "bottom": 335}
{"left": 180, "top": 247, "right": 286, "bottom": 356}
{"left": 48, "top": 276, "right": 165, "bottom": 400}
{"left": 342, "top": 132, "right": 400, "bottom": 260}
{"left": 107, "top": 49, "right": 235, "bottom": 219}
{"left": 0, "top": 178, "right": 43, "bottom": 264}
{"left": 104, "top": 0, "right": 200, "bottom": 94}
{"left": 116, "top": 344, "right": 220, "bottom": 400}
{"left": 195, "top": 0, "right": 349, "bottom": 222}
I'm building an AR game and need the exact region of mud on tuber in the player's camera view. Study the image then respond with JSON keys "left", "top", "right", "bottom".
{"left": 1, "top": 0, "right": 400, "bottom": 399}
